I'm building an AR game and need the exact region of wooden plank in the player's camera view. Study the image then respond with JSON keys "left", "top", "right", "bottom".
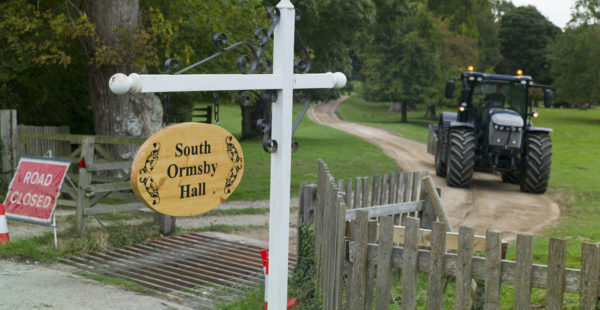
{"left": 361, "top": 177, "right": 369, "bottom": 208}
{"left": 338, "top": 179, "right": 345, "bottom": 205}
{"left": 334, "top": 194, "right": 346, "bottom": 310}
{"left": 93, "top": 144, "right": 113, "bottom": 161}
{"left": 345, "top": 201, "right": 423, "bottom": 221}
{"left": 545, "top": 238, "right": 566, "bottom": 310}
{"left": 389, "top": 224, "right": 488, "bottom": 253}
{"left": 484, "top": 229, "right": 502, "bottom": 310}
{"left": 426, "top": 222, "right": 446, "bottom": 309}
{"left": 379, "top": 173, "right": 388, "bottom": 206}
{"left": 456, "top": 225, "right": 474, "bottom": 309}
{"left": 375, "top": 216, "right": 394, "bottom": 310}
{"left": 410, "top": 171, "right": 420, "bottom": 216}
{"left": 388, "top": 172, "right": 397, "bottom": 204}
{"left": 353, "top": 177, "right": 361, "bottom": 209}
{"left": 87, "top": 161, "right": 132, "bottom": 172}
{"left": 84, "top": 203, "right": 146, "bottom": 216}
{"left": 419, "top": 181, "right": 436, "bottom": 229}
{"left": 403, "top": 172, "right": 412, "bottom": 202}
{"left": 422, "top": 176, "right": 453, "bottom": 232}
{"left": 401, "top": 217, "right": 420, "bottom": 310}
{"left": 364, "top": 220, "right": 377, "bottom": 309}
{"left": 345, "top": 178, "right": 352, "bottom": 208}
{"left": 579, "top": 243, "right": 600, "bottom": 309}
{"left": 514, "top": 233, "right": 534, "bottom": 309}
{"left": 349, "top": 210, "right": 369, "bottom": 310}
{"left": 371, "top": 174, "right": 380, "bottom": 207}
{"left": 19, "top": 132, "right": 145, "bottom": 145}
{"left": 85, "top": 182, "right": 132, "bottom": 193}
{"left": 396, "top": 172, "right": 404, "bottom": 202}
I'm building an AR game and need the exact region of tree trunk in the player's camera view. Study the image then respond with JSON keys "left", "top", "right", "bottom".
{"left": 86, "top": 0, "right": 162, "bottom": 160}
{"left": 424, "top": 105, "right": 437, "bottom": 120}
{"left": 401, "top": 102, "right": 408, "bottom": 123}
{"left": 241, "top": 99, "right": 265, "bottom": 140}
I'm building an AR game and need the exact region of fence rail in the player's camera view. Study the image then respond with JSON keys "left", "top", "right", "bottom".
{"left": 302, "top": 159, "right": 597, "bottom": 309}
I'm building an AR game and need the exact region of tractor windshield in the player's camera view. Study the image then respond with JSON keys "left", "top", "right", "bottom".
{"left": 471, "top": 81, "right": 527, "bottom": 117}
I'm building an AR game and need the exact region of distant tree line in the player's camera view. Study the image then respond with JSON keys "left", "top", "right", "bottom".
{"left": 0, "top": 0, "right": 596, "bottom": 138}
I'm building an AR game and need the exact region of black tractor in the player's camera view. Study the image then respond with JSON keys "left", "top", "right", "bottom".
{"left": 427, "top": 68, "right": 553, "bottom": 193}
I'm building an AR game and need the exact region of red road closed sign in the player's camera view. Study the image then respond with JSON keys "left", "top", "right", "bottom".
{"left": 4, "top": 158, "right": 70, "bottom": 225}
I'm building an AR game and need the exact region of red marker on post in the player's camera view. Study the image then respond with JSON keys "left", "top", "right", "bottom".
{"left": 260, "top": 249, "right": 298, "bottom": 310}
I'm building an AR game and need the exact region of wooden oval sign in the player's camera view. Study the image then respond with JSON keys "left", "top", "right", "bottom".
{"left": 130, "top": 122, "right": 244, "bottom": 216}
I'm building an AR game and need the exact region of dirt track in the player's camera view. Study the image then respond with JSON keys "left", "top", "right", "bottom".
{"left": 308, "top": 96, "right": 560, "bottom": 240}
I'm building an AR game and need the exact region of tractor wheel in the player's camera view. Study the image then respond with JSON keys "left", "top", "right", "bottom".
{"left": 446, "top": 128, "right": 475, "bottom": 188}
{"left": 501, "top": 171, "right": 519, "bottom": 184}
{"left": 520, "top": 132, "right": 552, "bottom": 193}
{"left": 435, "top": 139, "right": 446, "bottom": 177}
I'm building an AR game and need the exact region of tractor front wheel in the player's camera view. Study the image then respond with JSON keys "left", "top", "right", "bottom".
{"left": 520, "top": 132, "right": 552, "bottom": 193}
{"left": 446, "top": 128, "right": 475, "bottom": 188}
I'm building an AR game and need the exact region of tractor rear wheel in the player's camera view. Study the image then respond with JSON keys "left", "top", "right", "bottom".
{"left": 501, "top": 171, "right": 519, "bottom": 184}
{"left": 446, "top": 128, "right": 475, "bottom": 188}
{"left": 520, "top": 132, "right": 552, "bottom": 193}
{"left": 435, "top": 139, "right": 446, "bottom": 177}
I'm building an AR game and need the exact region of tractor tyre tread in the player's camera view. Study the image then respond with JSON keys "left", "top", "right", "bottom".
{"left": 520, "top": 132, "right": 552, "bottom": 193}
{"left": 446, "top": 128, "right": 475, "bottom": 188}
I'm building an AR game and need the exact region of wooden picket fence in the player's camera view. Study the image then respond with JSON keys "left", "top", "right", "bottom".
{"left": 303, "top": 160, "right": 600, "bottom": 309}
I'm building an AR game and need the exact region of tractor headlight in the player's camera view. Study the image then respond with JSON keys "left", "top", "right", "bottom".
{"left": 499, "top": 126, "right": 504, "bottom": 131}
{"left": 494, "top": 125, "right": 499, "bottom": 129}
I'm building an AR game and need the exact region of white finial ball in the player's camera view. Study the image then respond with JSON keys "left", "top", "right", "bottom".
{"left": 333, "top": 72, "right": 347, "bottom": 89}
{"left": 109, "top": 73, "right": 132, "bottom": 95}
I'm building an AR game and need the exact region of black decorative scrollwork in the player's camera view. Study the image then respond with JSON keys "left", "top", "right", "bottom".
{"left": 165, "top": 7, "right": 280, "bottom": 76}
{"left": 225, "top": 136, "right": 244, "bottom": 194}
{"left": 138, "top": 143, "right": 161, "bottom": 205}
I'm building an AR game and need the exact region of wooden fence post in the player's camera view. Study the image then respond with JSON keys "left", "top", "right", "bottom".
{"left": 156, "top": 214, "right": 176, "bottom": 236}
{"left": 75, "top": 137, "right": 94, "bottom": 235}
{"left": 483, "top": 229, "right": 502, "bottom": 309}
{"left": 514, "top": 233, "right": 534, "bottom": 309}
{"left": 545, "top": 238, "right": 566, "bottom": 310}
{"left": 0, "top": 109, "right": 18, "bottom": 173}
{"left": 579, "top": 242, "right": 600, "bottom": 309}
{"left": 349, "top": 210, "right": 369, "bottom": 310}
{"left": 402, "top": 217, "right": 420, "bottom": 310}
{"left": 426, "top": 221, "right": 447, "bottom": 309}
{"left": 456, "top": 225, "right": 474, "bottom": 309}
{"left": 375, "top": 215, "right": 394, "bottom": 310}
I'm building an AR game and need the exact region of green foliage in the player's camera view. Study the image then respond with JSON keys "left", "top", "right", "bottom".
{"left": 361, "top": 2, "right": 444, "bottom": 108}
{"left": 290, "top": 225, "right": 321, "bottom": 309}
{"left": 571, "top": 0, "right": 600, "bottom": 25}
{"left": 215, "top": 285, "right": 265, "bottom": 310}
{"left": 497, "top": 6, "right": 560, "bottom": 83}
{"left": 549, "top": 24, "right": 600, "bottom": 104}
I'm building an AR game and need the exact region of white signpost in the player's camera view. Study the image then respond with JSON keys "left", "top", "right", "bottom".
{"left": 109, "top": 1, "right": 346, "bottom": 309}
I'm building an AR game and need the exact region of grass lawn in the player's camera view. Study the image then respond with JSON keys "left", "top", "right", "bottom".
{"left": 196, "top": 100, "right": 398, "bottom": 200}
{"left": 340, "top": 95, "right": 600, "bottom": 307}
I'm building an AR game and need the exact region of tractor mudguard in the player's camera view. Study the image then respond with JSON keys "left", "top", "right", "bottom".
{"left": 449, "top": 121, "right": 475, "bottom": 130}
{"left": 527, "top": 127, "right": 553, "bottom": 133}
{"left": 440, "top": 112, "right": 457, "bottom": 123}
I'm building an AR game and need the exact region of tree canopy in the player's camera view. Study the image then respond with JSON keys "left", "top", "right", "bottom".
{"left": 496, "top": 6, "right": 560, "bottom": 83}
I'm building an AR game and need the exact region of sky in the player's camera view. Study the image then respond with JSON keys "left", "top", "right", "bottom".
{"left": 509, "top": 0, "right": 577, "bottom": 29}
